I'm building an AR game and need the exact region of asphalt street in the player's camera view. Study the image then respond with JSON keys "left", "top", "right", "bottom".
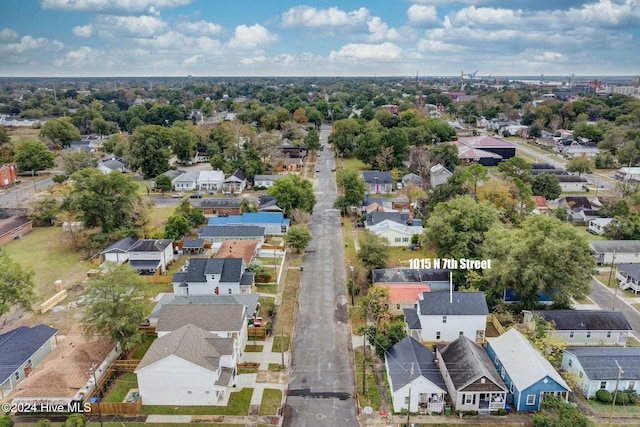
{"left": 283, "top": 125, "right": 360, "bottom": 427}
{"left": 589, "top": 277, "right": 640, "bottom": 341}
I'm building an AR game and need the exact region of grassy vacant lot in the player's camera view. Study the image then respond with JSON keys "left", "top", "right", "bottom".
{"left": 278, "top": 262, "right": 301, "bottom": 338}
{"left": 354, "top": 347, "right": 381, "bottom": 411}
{"left": 142, "top": 387, "right": 252, "bottom": 415}
{"left": 258, "top": 389, "right": 282, "bottom": 416}
{"left": 339, "top": 157, "right": 369, "bottom": 172}
{"left": 3, "top": 226, "right": 90, "bottom": 300}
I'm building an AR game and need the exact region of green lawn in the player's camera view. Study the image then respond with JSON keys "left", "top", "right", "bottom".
{"left": 386, "top": 245, "right": 435, "bottom": 267}
{"left": 587, "top": 399, "right": 640, "bottom": 416}
{"left": 103, "top": 372, "right": 138, "bottom": 403}
{"left": 272, "top": 335, "right": 290, "bottom": 352}
{"left": 142, "top": 387, "right": 253, "bottom": 415}
{"left": 245, "top": 344, "right": 264, "bottom": 352}
{"left": 268, "top": 363, "right": 284, "bottom": 371}
{"left": 259, "top": 389, "right": 282, "bottom": 416}
{"left": 131, "top": 335, "right": 155, "bottom": 359}
{"left": 255, "top": 284, "right": 277, "bottom": 294}
{"left": 354, "top": 348, "right": 381, "bottom": 411}
{"left": 341, "top": 157, "right": 369, "bottom": 172}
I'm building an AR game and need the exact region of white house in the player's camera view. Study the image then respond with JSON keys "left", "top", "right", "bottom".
{"left": 557, "top": 175, "right": 589, "bottom": 192}
{"left": 223, "top": 170, "right": 247, "bottom": 193}
{"left": 198, "top": 170, "right": 225, "bottom": 192}
{"left": 367, "top": 220, "right": 423, "bottom": 247}
{"left": 616, "top": 264, "right": 640, "bottom": 294}
{"left": 615, "top": 167, "right": 640, "bottom": 181}
{"left": 171, "top": 257, "right": 255, "bottom": 295}
{"left": 590, "top": 240, "right": 640, "bottom": 265}
{"left": 412, "top": 291, "right": 489, "bottom": 343}
{"left": 588, "top": 218, "right": 615, "bottom": 235}
{"left": 135, "top": 324, "right": 237, "bottom": 406}
{"left": 174, "top": 171, "right": 199, "bottom": 191}
{"left": 0, "top": 325, "right": 58, "bottom": 399}
{"left": 99, "top": 237, "right": 138, "bottom": 264}
{"left": 156, "top": 303, "right": 248, "bottom": 359}
{"left": 207, "top": 213, "right": 290, "bottom": 236}
{"left": 254, "top": 175, "right": 284, "bottom": 188}
{"left": 97, "top": 159, "right": 125, "bottom": 175}
{"left": 430, "top": 164, "right": 452, "bottom": 187}
{"left": 127, "top": 239, "right": 175, "bottom": 275}
{"left": 385, "top": 337, "right": 447, "bottom": 414}
{"left": 362, "top": 171, "right": 393, "bottom": 194}
{"left": 561, "top": 347, "right": 640, "bottom": 398}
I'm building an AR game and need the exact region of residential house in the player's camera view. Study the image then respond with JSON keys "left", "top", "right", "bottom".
{"left": 99, "top": 236, "right": 138, "bottom": 264}
{"left": 257, "top": 195, "right": 283, "bottom": 213}
{"left": 555, "top": 139, "right": 600, "bottom": 158}
{"left": 391, "top": 197, "right": 412, "bottom": 212}
{"left": 199, "top": 198, "right": 244, "bottom": 216}
{"left": 362, "top": 197, "right": 386, "bottom": 214}
{"left": 197, "top": 170, "right": 225, "bottom": 192}
{"left": 430, "top": 164, "right": 452, "bottom": 187}
{"left": 402, "top": 173, "right": 424, "bottom": 188}
{"left": 379, "top": 284, "right": 431, "bottom": 316}
{"left": 372, "top": 268, "right": 451, "bottom": 292}
{"left": 0, "top": 325, "right": 58, "bottom": 399}
{"left": 182, "top": 238, "right": 205, "bottom": 255}
{"left": 525, "top": 310, "right": 631, "bottom": 346}
{"left": 192, "top": 147, "right": 209, "bottom": 164}
{"left": 156, "top": 169, "right": 185, "bottom": 190}
{"left": 174, "top": 171, "right": 200, "bottom": 191}
{"left": 531, "top": 196, "right": 549, "bottom": 214}
{"left": 0, "top": 216, "right": 33, "bottom": 248}
{"left": 557, "top": 175, "right": 589, "bottom": 192}
{"left": 561, "top": 347, "right": 640, "bottom": 398}
{"left": 558, "top": 196, "right": 598, "bottom": 222}
{"left": 213, "top": 240, "right": 259, "bottom": 267}
{"left": 362, "top": 171, "right": 393, "bottom": 194}
{"left": 409, "top": 291, "right": 489, "bottom": 343}
{"left": 486, "top": 329, "right": 570, "bottom": 412}
{"left": 367, "top": 220, "right": 423, "bottom": 247}
{"left": 254, "top": 175, "right": 284, "bottom": 188}
{"left": 281, "top": 138, "right": 306, "bottom": 159}
{"left": 615, "top": 167, "right": 640, "bottom": 182}
{"left": 589, "top": 218, "right": 615, "bottom": 235}
{"left": 590, "top": 240, "right": 640, "bottom": 265}
{"left": 454, "top": 142, "right": 504, "bottom": 166}
{"left": 155, "top": 303, "right": 248, "bottom": 358}
{"left": 171, "top": 257, "right": 254, "bottom": 295}
{"left": 365, "top": 212, "right": 411, "bottom": 227}
{"left": 97, "top": 159, "right": 125, "bottom": 174}
{"left": 436, "top": 336, "right": 507, "bottom": 413}
{"left": 385, "top": 337, "right": 447, "bottom": 414}
{"left": 223, "top": 170, "right": 247, "bottom": 193}
{"left": 0, "top": 164, "right": 18, "bottom": 189}
{"left": 135, "top": 324, "right": 236, "bottom": 406}
{"left": 207, "top": 212, "right": 290, "bottom": 235}
{"left": 198, "top": 225, "right": 266, "bottom": 245}
{"left": 615, "top": 264, "right": 640, "bottom": 294}
{"left": 127, "top": 239, "right": 175, "bottom": 275}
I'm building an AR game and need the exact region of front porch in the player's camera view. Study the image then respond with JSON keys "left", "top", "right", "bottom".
{"left": 616, "top": 271, "right": 640, "bottom": 294}
{"left": 418, "top": 393, "right": 446, "bottom": 414}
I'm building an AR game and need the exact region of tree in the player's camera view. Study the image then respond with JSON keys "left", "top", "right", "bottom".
{"left": 174, "top": 199, "right": 206, "bottom": 227}
{"left": 483, "top": 215, "right": 594, "bottom": 309}
{"left": 82, "top": 263, "right": 148, "bottom": 351}
{"left": 164, "top": 214, "right": 191, "bottom": 240}
{"left": 375, "top": 146, "right": 395, "bottom": 171}
{"left": 461, "top": 164, "right": 488, "bottom": 196}
{"left": 498, "top": 156, "right": 532, "bottom": 181}
{"left": 267, "top": 174, "right": 316, "bottom": 216}
{"left": 400, "top": 182, "right": 427, "bottom": 209}
{"left": 359, "top": 285, "right": 390, "bottom": 329}
{"left": 14, "top": 140, "right": 55, "bottom": 172}
{"left": 305, "top": 107, "right": 324, "bottom": 128}
{"left": 0, "top": 251, "right": 36, "bottom": 325}
{"left": 303, "top": 127, "right": 321, "bottom": 153}
{"left": 171, "top": 127, "right": 196, "bottom": 164}
{"left": 335, "top": 169, "right": 367, "bottom": 215}
{"left": 380, "top": 127, "right": 409, "bottom": 168}
{"left": 154, "top": 174, "right": 173, "bottom": 192}
{"left": 39, "top": 118, "right": 81, "bottom": 149}
{"left": 62, "top": 150, "right": 97, "bottom": 175}
{"left": 62, "top": 169, "right": 143, "bottom": 233}
{"left": 531, "top": 395, "right": 588, "bottom": 427}
{"left": 293, "top": 108, "right": 308, "bottom": 123}
{"left": 285, "top": 225, "right": 312, "bottom": 253}
{"left": 572, "top": 122, "right": 605, "bottom": 143}
{"left": 531, "top": 173, "right": 562, "bottom": 200}
{"left": 127, "top": 125, "right": 172, "bottom": 178}
{"left": 424, "top": 195, "right": 499, "bottom": 260}
{"left": 357, "top": 233, "right": 390, "bottom": 270}
{"left": 566, "top": 156, "right": 592, "bottom": 176}
{"left": 428, "top": 143, "right": 459, "bottom": 171}
{"left": 328, "top": 118, "right": 361, "bottom": 157}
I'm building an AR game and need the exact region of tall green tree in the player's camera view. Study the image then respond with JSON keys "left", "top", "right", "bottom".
{"left": 62, "top": 169, "right": 143, "bottom": 233}
{"left": 82, "top": 263, "right": 148, "bottom": 351}
{"left": 171, "top": 127, "right": 197, "bottom": 163}
{"left": 335, "top": 169, "right": 367, "bottom": 215}
{"left": 428, "top": 143, "right": 459, "bottom": 171}
{"left": 357, "top": 233, "right": 390, "bottom": 270}
{"left": 39, "top": 117, "right": 81, "bottom": 148}
{"left": 62, "top": 150, "right": 98, "bottom": 175}
{"left": 461, "top": 163, "right": 488, "bottom": 196}
{"left": 423, "top": 195, "right": 499, "bottom": 260}
{"left": 0, "top": 251, "right": 36, "bottom": 324}
{"left": 483, "top": 215, "right": 594, "bottom": 308}
{"left": 14, "top": 140, "right": 55, "bottom": 172}
{"left": 531, "top": 173, "right": 562, "bottom": 200}
{"left": 164, "top": 214, "right": 192, "bottom": 240}
{"left": 267, "top": 174, "right": 316, "bottom": 216}
{"left": 498, "top": 156, "right": 532, "bottom": 182}
{"left": 127, "top": 125, "right": 172, "bottom": 178}
{"left": 380, "top": 127, "right": 409, "bottom": 168}
{"left": 285, "top": 225, "right": 312, "bottom": 253}
{"left": 154, "top": 174, "right": 173, "bottom": 192}
{"left": 303, "top": 127, "right": 321, "bottom": 153}
{"left": 328, "top": 118, "right": 361, "bottom": 157}
{"left": 566, "top": 156, "right": 592, "bottom": 176}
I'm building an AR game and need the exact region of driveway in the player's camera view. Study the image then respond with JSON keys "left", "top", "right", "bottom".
{"left": 283, "top": 125, "right": 359, "bottom": 427}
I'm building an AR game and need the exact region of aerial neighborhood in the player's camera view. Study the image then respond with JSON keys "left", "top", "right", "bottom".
{"left": 2, "top": 72, "right": 640, "bottom": 427}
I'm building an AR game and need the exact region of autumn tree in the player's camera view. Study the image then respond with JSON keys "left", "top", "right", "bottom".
{"left": 0, "top": 251, "right": 36, "bottom": 325}
{"left": 62, "top": 150, "right": 97, "bottom": 175}
{"left": 399, "top": 182, "right": 427, "bottom": 209}
{"left": 82, "top": 263, "right": 148, "bottom": 351}
{"left": 375, "top": 146, "right": 395, "bottom": 171}
{"left": 293, "top": 108, "right": 308, "bottom": 123}
{"left": 285, "top": 226, "right": 312, "bottom": 253}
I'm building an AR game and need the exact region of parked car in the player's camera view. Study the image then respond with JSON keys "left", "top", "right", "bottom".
{"left": 190, "top": 193, "right": 203, "bottom": 199}
{"left": 316, "top": 169, "right": 320, "bottom": 173}
{"left": 331, "top": 167, "right": 336, "bottom": 172}
{"left": 171, "top": 193, "right": 183, "bottom": 198}
{"left": 253, "top": 317, "right": 263, "bottom": 327}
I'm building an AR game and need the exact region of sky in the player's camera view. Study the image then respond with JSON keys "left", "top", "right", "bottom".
{"left": 0, "top": 0, "right": 639, "bottom": 78}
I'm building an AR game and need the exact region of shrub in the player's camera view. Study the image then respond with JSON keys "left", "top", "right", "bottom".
{"left": 52, "top": 174, "right": 68, "bottom": 184}
{"left": 596, "top": 389, "right": 612, "bottom": 403}
{"left": 614, "top": 392, "right": 630, "bottom": 405}
{"left": 495, "top": 408, "right": 507, "bottom": 415}
{"left": 0, "top": 416, "right": 14, "bottom": 427}
{"left": 64, "top": 414, "right": 85, "bottom": 427}
{"left": 36, "top": 420, "right": 51, "bottom": 427}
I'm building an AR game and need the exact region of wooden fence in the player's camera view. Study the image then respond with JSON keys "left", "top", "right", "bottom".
{"left": 86, "top": 398, "right": 142, "bottom": 415}
{"left": 112, "top": 360, "right": 140, "bottom": 371}
{"left": 39, "top": 290, "right": 68, "bottom": 314}
{"left": 487, "top": 313, "right": 506, "bottom": 336}
{"left": 248, "top": 326, "right": 267, "bottom": 340}
{"left": 138, "top": 325, "right": 156, "bottom": 335}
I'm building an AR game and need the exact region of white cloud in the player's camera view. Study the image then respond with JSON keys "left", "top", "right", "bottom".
{"left": 281, "top": 6, "right": 370, "bottom": 29}
{"left": 416, "top": 39, "right": 461, "bottom": 52}
{"left": 407, "top": 5, "right": 440, "bottom": 26}
{"left": 53, "top": 46, "right": 94, "bottom": 67}
{"left": 0, "top": 28, "right": 19, "bottom": 41}
{"left": 447, "top": 6, "right": 523, "bottom": 27}
{"left": 40, "top": 0, "right": 195, "bottom": 14}
{"left": 0, "top": 35, "right": 49, "bottom": 55}
{"left": 227, "top": 24, "right": 278, "bottom": 50}
{"left": 181, "top": 20, "right": 223, "bottom": 36}
{"left": 365, "top": 17, "right": 401, "bottom": 42}
{"left": 94, "top": 15, "right": 167, "bottom": 38}
{"left": 183, "top": 54, "right": 203, "bottom": 65}
{"left": 329, "top": 42, "right": 402, "bottom": 61}
{"left": 73, "top": 25, "right": 95, "bottom": 38}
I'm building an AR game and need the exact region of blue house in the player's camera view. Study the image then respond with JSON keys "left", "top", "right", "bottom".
{"left": 207, "top": 212, "right": 290, "bottom": 235}
{"left": 486, "top": 329, "right": 570, "bottom": 412}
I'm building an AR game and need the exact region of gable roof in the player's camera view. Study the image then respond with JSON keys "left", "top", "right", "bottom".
{"left": 368, "top": 220, "right": 421, "bottom": 237}
{"left": 379, "top": 284, "right": 431, "bottom": 304}
{"left": 198, "top": 170, "right": 225, "bottom": 182}
{"left": 254, "top": 174, "right": 284, "bottom": 182}
{"left": 198, "top": 225, "right": 265, "bottom": 238}
{"left": 161, "top": 169, "right": 185, "bottom": 180}
{"left": 0, "top": 325, "right": 58, "bottom": 383}
{"left": 199, "top": 198, "right": 243, "bottom": 208}
{"left": 213, "top": 240, "right": 258, "bottom": 266}
{"left": 532, "top": 196, "right": 548, "bottom": 209}
{"left": 100, "top": 237, "right": 137, "bottom": 254}
{"left": 617, "top": 264, "right": 640, "bottom": 280}
{"left": 207, "top": 212, "right": 288, "bottom": 226}
{"left": 454, "top": 143, "right": 503, "bottom": 160}
{"left": 403, "top": 308, "right": 422, "bottom": 330}
{"left": 100, "top": 159, "right": 124, "bottom": 170}
{"left": 128, "top": 239, "right": 173, "bottom": 252}
{"left": 172, "top": 257, "right": 244, "bottom": 283}
{"left": 430, "top": 164, "right": 452, "bottom": 176}
{"left": 386, "top": 337, "right": 446, "bottom": 391}
{"left": 560, "top": 196, "right": 592, "bottom": 209}
{"left": 372, "top": 268, "right": 450, "bottom": 284}
{"left": 564, "top": 347, "right": 640, "bottom": 380}
{"left": 457, "top": 136, "right": 515, "bottom": 149}
{"left": 0, "top": 216, "right": 32, "bottom": 238}
{"left": 362, "top": 171, "right": 392, "bottom": 184}
{"left": 438, "top": 336, "right": 506, "bottom": 391}
{"left": 136, "top": 324, "right": 233, "bottom": 372}
{"left": 176, "top": 171, "right": 199, "bottom": 182}
{"left": 182, "top": 238, "right": 204, "bottom": 249}
{"left": 589, "top": 240, "right": 640, "bottom": 254}
{"left": 366, "top": 212, "right": 409, "bottom": 226}
{"left": 156, "top": 303, "right": 246, "bottom": 333}
{"left": 487, "top": 329, "right": 569, "bottom": 391}
{"left": 533, "top": 310, "right": 631, "bottom": 331}
{"left": 418, "top": 292, "right": 488, "bottom": 316}
{"left": 149, "top": 293, "right": 260, "bottom": 322}
{"left": 224, "top": 170, "right": 247, "bottom": 182}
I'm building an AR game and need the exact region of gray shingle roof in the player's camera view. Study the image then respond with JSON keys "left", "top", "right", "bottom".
{"left": 135, "top": 324, "right": 233, "bottom": 373}
{"left": 240, "top": 272, "right": 255, "bottom": 286}
{"left": 373, "top": 268, "right": 449, "bottom": 284}
{"left": 386, "top": 337, "right": 445, "bottom": 391}
{"left": 149, "top": 294, "right": 259, "bottom": 321}
{"left": 362, "top": 171, "right": 392, "bottom": 184}
{"left": 156, "top": 304, "right": 246, "bottom": 333}
{"left": 101, "top": 236, "right": 137, "bottom": 254}
{"left": 403, "top": 308, "right": 421, "bottom": 330}
{"left": 565, "top": 347, "right": 640, "bottom": 381}
{"left": 172, "top": 258, "right": 244, "bottom": 283}
{"left": 128, "top": 239, "right": 173, "bottom": 252}
{"left": 182, "top": 238, "right": 204, "bottom": 249}
{"left": 199, "top": 198, "right": 243, "bottom": 208}
{"left": 438, "top": 336, "right": 506, "bottom": 392}
{"left": 198, "top": 225, "right": 265, "bottom": 238}
{"left": 0, "top": 325, "right": 58, "bottom": 384}
{"left": 366, "top": 212, "right": 409, "bottom": 226}
{"left": 418, "top": 292, "right": 488, "bottom": 316}
{"left": 589, "top": 240, "right": 640, "bottom": 254}
{"left": 533, "top": 310, "right": 631, "bottom": 331}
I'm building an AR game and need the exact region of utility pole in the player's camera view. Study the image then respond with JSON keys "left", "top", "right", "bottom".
{"left": 407, "top": 363, "right": 414, "bottom": 427}
{"left": 350, "top": 263, "right": 356, "bottom": 306}
{"left": 280, "top": 322, "right": 285, "bottom": 369}
{"left": 362, "top": 333, "right": 367, "bottom": 396}
{"left": 607, "top": 251, "right": 618, "bottom": 310}
{"left": 89, "top": 366, "right": 104, "bottom": 427}
{"left": 609, "top": 360, "right": 624, "bottom": 426}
